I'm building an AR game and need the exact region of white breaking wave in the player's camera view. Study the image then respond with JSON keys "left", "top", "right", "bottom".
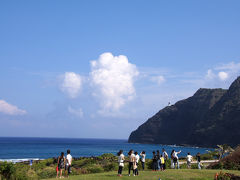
{"left": 0, "top": 158, "right": 42, "bottom": 164}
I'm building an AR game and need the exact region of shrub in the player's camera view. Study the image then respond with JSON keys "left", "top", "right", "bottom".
{"left": 209, "top": 146, "right": 240, "bottom": 170}
{"left": 201, "top": 153, "right": 215, "bottom": 160}
{"left": 71, "top": 168, "right": 88, "bottom": 175}
{"left": 0, "top": 162, "right": 16, "bottom": 179}
{"left": 214, "top": 171, "right": 240, "bottom": 180}
{"left": 180, "top": 163, "right": 187, "bottom": 169}
{"left": 103, "top": 163, "right": 118, "bottom": 171}
{"left": 26, "top": 169, "right": 38, "bottom": 179}
{"left": 86, "top": 164, "right": 104, "bottom": 173}
{"left": 36, "top": 167, "right": 55, "bottom": 179}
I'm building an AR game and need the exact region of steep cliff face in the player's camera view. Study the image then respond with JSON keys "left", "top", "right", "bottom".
{"left": 128, "top": 77, "right": 240, "bottom": 147}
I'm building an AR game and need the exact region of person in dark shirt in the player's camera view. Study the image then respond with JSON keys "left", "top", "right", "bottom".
{"left": 152, "top": 151, "right": 158, "bottom": 171}
{"left": 156, "top": 150, "right": 161, "bottom": 170}
{"left": 196, "top": 152, "right": 201, "bottom": 169}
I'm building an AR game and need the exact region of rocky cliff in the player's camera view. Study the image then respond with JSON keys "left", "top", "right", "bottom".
{"left": 128, "top": 77, "right": 240, "bottom": 147}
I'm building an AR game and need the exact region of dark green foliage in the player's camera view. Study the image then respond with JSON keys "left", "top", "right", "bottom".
{"left": 0, "top": 153, "right": 127, "bottom": 179}
{"left": 146, "top": 160, "right": 153, "bottom": 170}
{"left": 0, "top": 162, "right": 15, "bottom": 179}
{"left": 128, "top": 77, "right": 240, "bottom": 147}
{"left": 165, "top": 159, "right": 171, "bottom": 169}
{"left": 86, "top": 164, "right": 104, "bottom": 173}
{"left": 36, "top": 167, "right": 56, "bottom": 179}
{"left": 190, "top": 163, "right": 199, "bottom": 169}
{"left": 103, "top": 163, "right": 118, "bottom": 171}
{"left": 209, "top": 146, "right": 240, "bottom": 170}
{"left": 200, "top": 152, "right": 215, "bottom": 160}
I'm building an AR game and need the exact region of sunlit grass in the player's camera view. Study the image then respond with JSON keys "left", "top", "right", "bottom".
{"left": 46, "top": 169, "right": 240, "bottom": 180}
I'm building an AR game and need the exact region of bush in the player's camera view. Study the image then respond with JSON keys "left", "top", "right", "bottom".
{"left": 103, "top": 163, "right": 118, "bottom": 171}
{"left": 71, "top": 168, "right": 88, "bottom": 175}
{"left": 26, "top": 169, "right": 38, "bottom": 179}
{"left": 86, "top": 164, "right": 104, "bottom": 173}
{"left": 0, "top": 162, "right": 16, "bottom": 179}
{"left": 36, "top": 167, "right": 55, "bottom": 179}
{"left": 201, "top": 153, "right": 215, "bottom": 160}
{"left": 214, "top": 171, "right": 240, "bottom": 180}
{"left": 209, "top": 146, "right": 240, "bottom": 170}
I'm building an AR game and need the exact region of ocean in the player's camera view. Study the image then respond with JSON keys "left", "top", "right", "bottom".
{"left": 0, "top": 137, "right": 211, "bottom": 163}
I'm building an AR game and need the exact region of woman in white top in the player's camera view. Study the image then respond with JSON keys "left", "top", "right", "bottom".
{"left": 117, "top": 150, "right": 125, "bottom": 176}
{"left": 128, "top": 150, "right": 135, "bottom": 176}
{"left": 140, "top": 151, "right": 146, "bottom": 170}
{"left": 186, "top": 152, "right": 193, "bottom": 169}
{"left": 172, "top": 149, "right": 181, "bottom": 169}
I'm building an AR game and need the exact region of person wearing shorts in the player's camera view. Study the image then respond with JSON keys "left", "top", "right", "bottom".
{"left": 57, "top": 152, "right": 65, "bottom": 178}
{"left": 186, "top": 152, "right": 193, "bottom": 169}
{"left": 65, "top": 149, "right": 72, "bottom": 177}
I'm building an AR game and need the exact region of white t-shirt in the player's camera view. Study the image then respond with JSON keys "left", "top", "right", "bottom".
{"left": 118, "top": 154, "right": 124, "bottom": 167}
{"left": 173, "top": 152, "right": 179, "bottom": 159}
{"left": 162, "top": 151, "right": 168, "bottom": 159}
{"left": 140, "top": 154, "right": 146, "bottom": 162}
{"left": 130, "top": 153, "right": 135, "bottom": 162}
{"left": 135, "top": 154, "right": 140, "bottom": 163}
{"left": 187, "top": 155, "right": 193, "bottom": 162}
{"left": 66, "top": 154, "right": 72, "bottom": 165}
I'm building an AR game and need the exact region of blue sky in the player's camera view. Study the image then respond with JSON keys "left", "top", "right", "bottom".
{"left": 0, "top": 0, "right": 240, "bottom": 139}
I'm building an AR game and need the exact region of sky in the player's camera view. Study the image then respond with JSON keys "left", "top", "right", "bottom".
{"left": 0, "top": 0, "right": 240, "bottom": 139}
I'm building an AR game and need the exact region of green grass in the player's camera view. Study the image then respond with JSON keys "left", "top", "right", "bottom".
{"left": 46, "top": 169, "right": 240, "bottom": 180}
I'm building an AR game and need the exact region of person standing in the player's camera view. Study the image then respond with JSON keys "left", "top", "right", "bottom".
{"left": 117, "top": 150, "right": 125, "bottom": 176}
{"left": 152, "top": 151, "right": 158, "bottom": 171}
{"left": 170, "top": 150, "right": 174, "bottom": 169}
{"left": 128, "top": 150, "right": 135, "bottom": 176}
{"left": 57, "top": 152, "right": 65, "bottom": 179}
{"left": 186, "top": 152, "right": 193, "bottom": 169}
{"left": 134, "top": 152, "right": 139, "bottom": 176}
{"left": 133, "top": 154, "right": 137, "bottom": 176}
{"left": 140, "top": 151, "right": 146, "bottom": 171}
{"left": 156, "top": 150, "right": 161, "bottom": 170}
{"left": 160, "top": 155, "right": 165, "bottom": 171}
{"left": 196, "top": 152, "right": 201, "bottom": 169}
{"left": 162, "top": 148, "right": 168, "bottom": 170}
{"left": 65, "top": 149, "right": 72, "bottom": 178}
{"left": 172, "top": 150, "right": 181, "bottom": 169}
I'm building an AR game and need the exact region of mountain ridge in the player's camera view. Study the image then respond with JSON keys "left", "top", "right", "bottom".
{"left": 128, "top": 77, "right": 240, "bottom": 147}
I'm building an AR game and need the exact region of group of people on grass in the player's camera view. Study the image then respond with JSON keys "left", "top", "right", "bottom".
{"left": 170, "top": 150, "right": 201, "bottom": 170}
{"left": 55, "top": 148, "right": 201, "bottom": 178}
{"left": 117, "top": 149, "right": 202, "bottom": 176}
{"left": 186, "top": 152, "right": 202, "bottom": 169}
{"left": 152, "top": 148, "right": 168, "bottom": 171}
{"left": 117, "top": 149, "right": 146, "bottom": 176}
{"left": 56, "top": 149, "right": 72, "bottom": 179}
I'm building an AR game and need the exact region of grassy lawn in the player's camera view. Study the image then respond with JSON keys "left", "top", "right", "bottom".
{"left": 46, "top": 169, "right": 240, "bottom": 180}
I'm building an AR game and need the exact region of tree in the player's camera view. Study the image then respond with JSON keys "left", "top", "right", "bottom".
{"left": 216, "top": 144, "right": 234, "bottom": 160}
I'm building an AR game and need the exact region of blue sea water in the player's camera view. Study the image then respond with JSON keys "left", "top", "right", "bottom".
{"left": 0, "top": 137, "right": 211, "bottom": 162}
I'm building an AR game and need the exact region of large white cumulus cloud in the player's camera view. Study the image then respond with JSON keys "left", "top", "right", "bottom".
{"left": 90, "top": 52, "right": 139, "bottom": 113}
{"left": 0, "top": 100, "right": 27, "bottom": 115}
{"left": 61, "top": 72, "right": 82, "bottom": 98}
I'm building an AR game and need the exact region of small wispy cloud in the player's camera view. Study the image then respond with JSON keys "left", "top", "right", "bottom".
{"left": 150, "top": 75, "right": 166, "bottom": 85}
{"left": 0, "top": 100, "right": 27, "bottom": 115}
{"left": 68, "top": 106, "right": 83, "bottom": 118}
{"left": 60, "top": 72, "right": 83, "bottom": 98}
{"left": 204, "top": 61, "right": 240, "bottom": 83}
